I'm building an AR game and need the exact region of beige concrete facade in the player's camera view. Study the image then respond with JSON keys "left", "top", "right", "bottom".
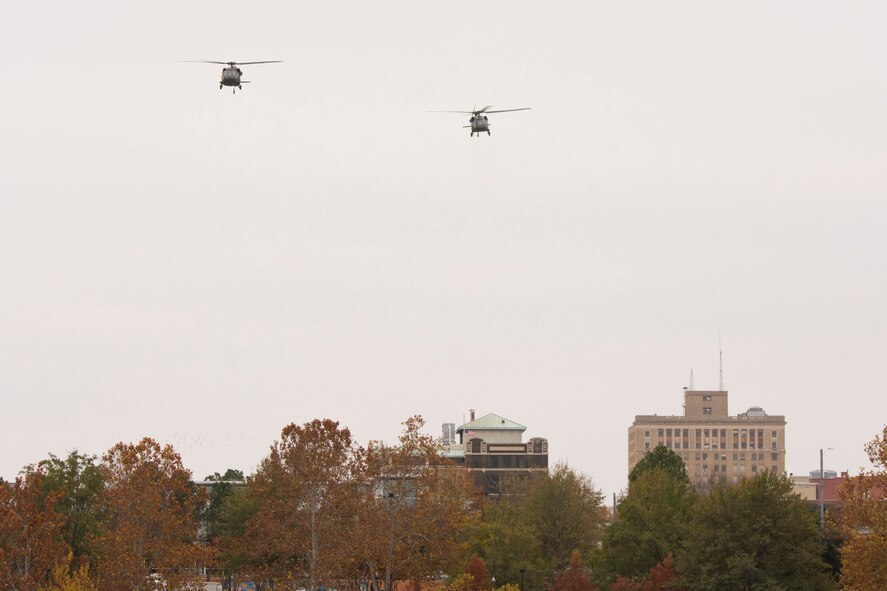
{"left": 628, "top": 390, "right": 786, "bottom": 488}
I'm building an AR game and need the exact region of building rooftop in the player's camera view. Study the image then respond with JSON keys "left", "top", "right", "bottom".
{"left": 456, "top": 413, "right": 527, "bottom": 433}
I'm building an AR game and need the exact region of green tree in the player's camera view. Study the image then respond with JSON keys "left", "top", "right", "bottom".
{"left": 677, "top": 472, "right": 835, "bottom": 591}
{"left": 202, "top": 469, "right": 245, "bottom": 545}
{"left": 601, "top": 468, "right": 695, "bottom": 580}
{"left": 37, "top": 452, "right": 104, "bottom": 567}
{"left": 523, "top": 464, "right": 605, "bottom": 573}
{"left": 460, "top": 491, "right": 545, "bottom": 591}
{"left": 628, "top": 446, "right": 688, "bottom": 484}
{"left": 215, "top": 485, "right": 261, "bottom": 575}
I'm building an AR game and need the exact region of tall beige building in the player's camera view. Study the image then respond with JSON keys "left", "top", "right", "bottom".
{"left": 628, "top": 389, "right": 786, "bottom": 488}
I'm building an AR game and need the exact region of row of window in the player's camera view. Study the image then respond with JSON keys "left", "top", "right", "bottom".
{"left": 643, "top": 428, "right": 779, "bottom": 450}
{"left": 695, "top": 464, "right": 779, "bottom": 474}
{"left": 465, "top": 455, "right": 548, "bottom": 469}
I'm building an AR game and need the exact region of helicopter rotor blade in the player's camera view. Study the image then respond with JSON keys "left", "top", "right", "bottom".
{"left": 477, "top": 105, "right": 495, "bottom": 113}
{"left": 181, "top": 60, "right": 231, "bottom": 65}
{"left": 483, "top": 107, "right": 531, "bottom": 114}
{"left": 428, "top": 110, "right": 477, "bottom": 114}
{"left": 235, "top": 61, "right": 283, "bottom": 65}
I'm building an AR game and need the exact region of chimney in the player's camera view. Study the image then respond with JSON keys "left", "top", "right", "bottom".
{"left": 469, "top": 409, "right": 475, "bottom": 421}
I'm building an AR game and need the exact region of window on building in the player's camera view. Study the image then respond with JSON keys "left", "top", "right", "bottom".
{"left": 772, "top": 441, "right": 777, "bottom": 449}
{"left": 644, "top": 430, "right": 650, "bottom": 438}
{"left": 703, "top": 394, "right": 712, "bottom": 401}
{"left": 658, "top": 428, "right": 664, "bottom": 437}
{"left": 733, "top": 453, "right": 738, "bottom": 461}
{"left": 703, "top": 407, "right": 712, "bottom": 415}
{"left": 702, "top": 453, "right": 708, "bottom": 461}
{"left": 751, "top": 465, "right": 757, "bottom": 473}
{"left": 772, "top": 465, "right": 777, "bottom": 472}
{"left": 695, "top": 453, "right": 701, "bottom": 461}
{"left": 771, "top": 452, "right": 778, "bottom": 461}
{"left": 644, "top": 441, "right": 650, "bottom": 449}
{"left": 772, "top": 430, "right": 778, "bottom": 438}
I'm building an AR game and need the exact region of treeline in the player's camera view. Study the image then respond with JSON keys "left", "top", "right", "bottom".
{"left": 2, "top": 420, "right": 886, "bottom": 591}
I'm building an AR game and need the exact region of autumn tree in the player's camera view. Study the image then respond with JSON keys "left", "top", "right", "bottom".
{"left": 601, "top": 467, "right": 695, "bottom": 580}
{"left": 0, "top": 467, "right": 69, "bottom": 591}
{"left": 94, "top": 437, "right": 207, "bottom": 591}
{"left": 362, "top": 416, "right": 475, "bottom": 591}
{"left": 638, "top": 554, "right": 683, "bottom": 591}
{"left": 677, "top": 472, "right": 834, "bottom": 591}
{"left": 839, "top": 425, "right": 887, "bottom": 591}
{"left": 553, "top": 551, "right": 595, "bottom": 591}
{"left": 37, "top": 452, "right": 104, "bottom": 567}
{"left": 38, "top": 553, "right": 98, "bottom": 591}
{"left": 243, "top": 419, "right": 363, "bottom": 591}
{"left": 464, "top": 555, "right": 492, "bottom": 591}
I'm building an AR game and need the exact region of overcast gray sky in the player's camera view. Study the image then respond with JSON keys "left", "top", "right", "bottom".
{"left": 2, "top": 1, "right": 886, "bottom": 499}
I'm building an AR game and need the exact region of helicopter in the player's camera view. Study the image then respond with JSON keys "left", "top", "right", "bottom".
{"left": 184, "top": 60, "right": 282, "bottom": 93}
{"left": 431, "top": 105, "right": 531, "bottom": 136}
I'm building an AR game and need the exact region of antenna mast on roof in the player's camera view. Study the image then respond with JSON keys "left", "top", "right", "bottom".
{"left": 718, "top": 333, "right": 725, "bottom": 391}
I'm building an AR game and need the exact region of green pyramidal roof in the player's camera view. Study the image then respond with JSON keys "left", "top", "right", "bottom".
{"left": 456, "top": 413, "right": 527, "bottom": 433}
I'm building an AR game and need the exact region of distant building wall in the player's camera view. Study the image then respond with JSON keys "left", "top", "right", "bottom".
{"left": 628, "top": 390, "right": 786, "bottom": 489}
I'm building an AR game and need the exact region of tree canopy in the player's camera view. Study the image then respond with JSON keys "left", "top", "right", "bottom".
{"left": 838, "top": 425, "right": 887, "bottom": 591}
{"left": 601, "top": 467, "right": 695, "bottom": 580}
{"left": 628, "top": 446, "right": 688, "bottom": 484}
{"left": 677, "top": 472, "right": 834, "bottom": 591}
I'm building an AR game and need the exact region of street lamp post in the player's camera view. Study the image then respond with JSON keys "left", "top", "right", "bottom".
{"left": 819, "top": 448, "right": 825, "bottom": 527}
{"left": 519, "top": 569, "right": 526, "bottom": 591}
{"left": 819, "top": 447, "right": 834, "bottom": 527}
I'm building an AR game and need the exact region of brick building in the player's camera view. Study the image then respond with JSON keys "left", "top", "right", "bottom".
{"left": 628, "top": 389, "right": 786, "bottom": 488}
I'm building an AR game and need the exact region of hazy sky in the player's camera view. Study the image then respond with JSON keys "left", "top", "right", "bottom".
{"left": 2, "top": 1, "right": 886, "bottom": 499}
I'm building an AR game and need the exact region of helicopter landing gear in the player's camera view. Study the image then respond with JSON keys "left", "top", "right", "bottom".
{"left": 238, "top": 85, "right": 242, "bottom": 90}
{"left": 487, "top": 131, "right": 491, "bottom": 136}
{"left": 219, "top": 84, "right": 223, "bottom": 90}
{"left": 233, "top": 88, "right": 236, "bottom": 94}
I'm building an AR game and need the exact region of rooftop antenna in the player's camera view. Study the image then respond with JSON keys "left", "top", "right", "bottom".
{"left": 718, "top": 333, "right": 725, "bottom": 391}
{"left": 689, "top": 368, "right": 695, "bottom": 391}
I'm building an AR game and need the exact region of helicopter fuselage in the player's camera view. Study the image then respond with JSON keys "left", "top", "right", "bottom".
{"left": 220, "top": 67, "right": 243, "bottom": 87}
{"left": 469, "top": 114, "right": 490, "bottom": 134}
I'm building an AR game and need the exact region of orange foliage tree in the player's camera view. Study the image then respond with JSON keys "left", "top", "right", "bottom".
{"left": 840, "top": 425, "right": 887, "bottom": 591}
{"left": 0, "top": 467, "right": 68, "bottom": 591}
{"left": 361, "top": 416, "right": 474, "bottom": 591}
{"left": 94, "top": 437, "right": 207, "bottom": 591}
{"left": 607, "top": 554, "right": 683, "bottom": 591}
{"left": 464, "top": 555, "right": 492, "bottom": 591}
{"left": 240, "top": 419, "right": 363, "bottom": 591}
{"left": 553, "top": 551, "right": 595, "bottom": 591}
